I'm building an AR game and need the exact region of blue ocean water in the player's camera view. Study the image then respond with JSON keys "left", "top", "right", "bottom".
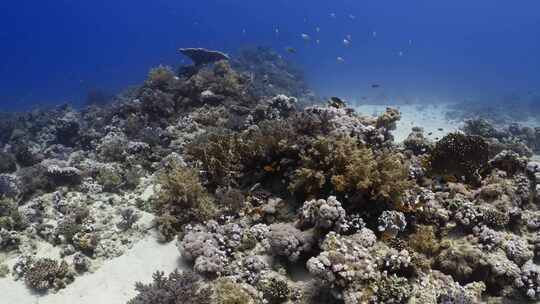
{"left": 1, "top": 0, "right": 539, "bottom": 111}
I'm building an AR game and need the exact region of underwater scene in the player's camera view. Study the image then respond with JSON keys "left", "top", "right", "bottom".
{"left": 1, "top": 0, "right": 540, "bottom": 303}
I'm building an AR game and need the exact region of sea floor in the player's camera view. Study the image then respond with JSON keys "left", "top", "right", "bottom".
{"left": 356, "top": 103, "right": 462, "bottom": 142}
{"left": 0, "top": 233, "right": 181, "bottom": 304}
{"left": 356, "top": 103, "right": 540, "bottom": 143}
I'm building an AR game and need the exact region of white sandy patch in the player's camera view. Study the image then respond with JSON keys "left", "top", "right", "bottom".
{"left": 355, "top": 104, "right": 461, "bottom": 142}
{"left": 0, "top": 233, "right": 182, "bottom": 304}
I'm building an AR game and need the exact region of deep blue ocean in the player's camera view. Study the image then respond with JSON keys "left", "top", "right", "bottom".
{"left": 1, "top": 0, "right": 539, "bottom": 111}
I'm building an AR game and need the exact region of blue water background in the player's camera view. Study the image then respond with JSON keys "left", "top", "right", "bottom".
{"left": 1, "top": 0, "right": 539, "bottom": 111}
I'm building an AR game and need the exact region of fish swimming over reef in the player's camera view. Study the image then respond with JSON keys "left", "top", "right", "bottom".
{"left": 285, "top": 47, "right": 297, "bottom": 54}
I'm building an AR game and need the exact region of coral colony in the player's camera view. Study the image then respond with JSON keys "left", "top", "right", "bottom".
{"left": 1, "top": 47, "right": 540, "bottom": 303}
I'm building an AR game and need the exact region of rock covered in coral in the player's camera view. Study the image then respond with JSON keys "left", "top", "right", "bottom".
{"left": 429, "top": 132, "right": 490, "bottom": 185}
{"left": 404, "top": 126, "right": 433, "bottom": 154}
{"left": 179, "top": 48, "right": 230, "bottom": 66}
{"left": 377, "top": 210, "right": 407, "bottom": 238}
{"left": 516, "top": 261, "right": 540, "bottom": 300}
{"left": 307, "top": 231, "right": 377, "bottom": 285}
{"left": 299, "top": 196, "right": 346, "bottom": 231}
{"left": 267, "top": 223, "right": 315, "bottom": 262}
{"left": 20, "top": 257, "right": 74, "bottom": 291}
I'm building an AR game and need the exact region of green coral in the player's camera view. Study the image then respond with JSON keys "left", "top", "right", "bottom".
{"left": 0, "top": 264, "right": 9, "bottom": 277}
{"left": 407, "top": 225, "right": 441, "bottom": 257}
{"left": 214, "top": 279, "right": 254, "bottom": 304}
{"left": 96, "top": 166, "right": 124, "bottom": 192}
{"left": 0, "top": 198, "right": 24, "bottom": 231}
{"left": 372, "top": 274, "right": 412, "bottom": 304}
{"left": 154, "top": 158, "right": 216, "bottom": 241}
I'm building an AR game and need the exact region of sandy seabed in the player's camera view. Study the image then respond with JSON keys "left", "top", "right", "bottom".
{"left": 0, "top": 234, "right": 180, "bottom": 304}
{"left": 356, "top": 103, "right": 462, "bottom": 142}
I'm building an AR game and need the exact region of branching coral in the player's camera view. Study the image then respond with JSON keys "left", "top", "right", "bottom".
{"left": 154, "top": 156, "right": 216, "bottom": 241}
{"left": 257, "top": 274, "right": 290, "bottom": 304}
{"left": 22, "top": 258, "right": 74, "bottom": 291}
{"left": 290, "top": 135, "right": 412, "bottom": 203}
{"left": 128, "top": 270, "right": 212, "bottom": 304}
{"left": 429, "top": 133, "right": 490, "bottom": 185}
{"left": 377, "top": 210, "right": 407, "bottom": 239}
{"left": 146, "top": 65, "right": 176, "bottom": 90}
{"left": 187, "top": 119, "right": 298, "bottom": 187}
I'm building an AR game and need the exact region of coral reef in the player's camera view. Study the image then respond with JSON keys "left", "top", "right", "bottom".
{"left": 1, "top": 46, "right": 539, "bottom": 304}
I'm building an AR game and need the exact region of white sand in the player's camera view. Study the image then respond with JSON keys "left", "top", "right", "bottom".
{"left": 0, "top": 234, "right": 181, "bottom": 304}
{"left": 355, "top": 104, "right": 462, "bottom": 142}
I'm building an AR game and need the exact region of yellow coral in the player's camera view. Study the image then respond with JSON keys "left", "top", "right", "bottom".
{"left": 290, "top": 135, "right": 412, "bottom": 203}
{"left": 154, "top": 158, "right": 216, "bottom": 241}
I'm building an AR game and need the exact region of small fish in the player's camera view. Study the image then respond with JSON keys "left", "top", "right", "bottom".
{"left": 301, "top": 33, "right": 311, "bottom": 41}
{"left": 428, "top": 132, "right": 433, "bottom": 136}
{"left": 328, "top": 97, "right": 347, "bottom": 108}
{"left": 316, "top": 27, "right": 321, "bottom": 32}
{"left": 285, "top": 47, "right": 297, "bottom": 54}
{"left": 349, "top": 14, "right": 356, "bottom": 20}
{"left": 398, "top": 51, "right": 404, "bottom": 56}
{"left": 438, "top": 128, "right": 444, "bottom": 131}
{"left": 275, "top": 28, "right": 279, "bottom": 34}
{"left": 371, "top": 84, "right": 381, "bottom": 88}
{"left": 337, "top": 56, "right": 345, "bottom": 63}
{"left": 409, "top": 39, "right": 413, "bottom": 45}
{"left": 372, "top": 31, "right": 377, "bottom": 38}
{"left": 316, "top": 39, "right": 320, "bottom": 44}
{"left": 343, "top": 39, "right": 351, "bottom": 47}
{"left": 330, "top": 13, "right": 336, "bottom": 18}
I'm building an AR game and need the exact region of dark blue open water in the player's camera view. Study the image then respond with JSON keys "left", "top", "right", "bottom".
{"left": 1, "top": 0, "right": 539, "bottom": 111}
